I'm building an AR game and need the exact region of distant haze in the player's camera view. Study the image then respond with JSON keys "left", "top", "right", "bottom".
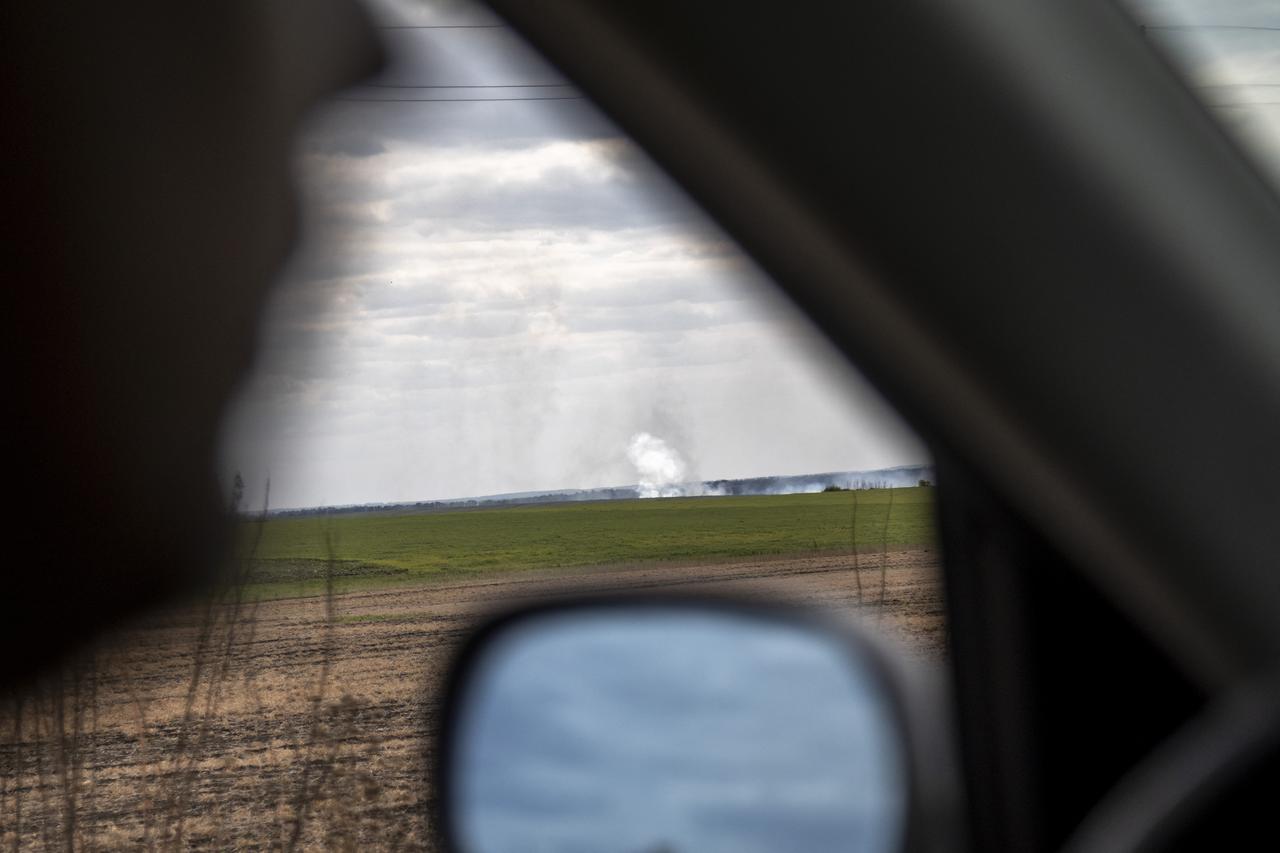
{"left": 265, "top": 464, "right": 936, "bottom": 517}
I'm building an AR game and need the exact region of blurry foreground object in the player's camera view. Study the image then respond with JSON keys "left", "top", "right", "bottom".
{"left": 0, "top": 0, "right": 380, "bottom": 684}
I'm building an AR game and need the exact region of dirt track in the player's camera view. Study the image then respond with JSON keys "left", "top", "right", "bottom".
{"left": 0, "top": 550, "right": 944, "bottom": 850}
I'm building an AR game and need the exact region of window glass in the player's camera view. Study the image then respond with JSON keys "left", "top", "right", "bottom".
{"left": 1127, "top": 1, "right": 1280, "bottom": 184}
{"left": 0, "top": 1, "right": 939, "bottom": 848}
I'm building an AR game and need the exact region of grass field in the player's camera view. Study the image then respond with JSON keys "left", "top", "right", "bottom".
{"left": 245, "top": 487, "right": 937, "bottom": 593}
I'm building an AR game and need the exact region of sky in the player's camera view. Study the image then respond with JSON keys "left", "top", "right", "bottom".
{"left": 457, "top": 611, "right": 904, "bottom": 853}
{"left": 219, "top": 0, "right": 1280, "bottom": 511}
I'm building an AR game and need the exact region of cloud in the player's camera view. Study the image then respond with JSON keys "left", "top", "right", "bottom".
{"left": 220, "top": 0, "right": 927, "bottom": 509}
{"left": 302, "top": 127, "right": 389, "bottom": 158}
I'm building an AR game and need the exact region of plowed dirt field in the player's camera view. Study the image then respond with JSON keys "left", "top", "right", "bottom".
{"left": 0, "top": 550, "right": 944, "bottom": 850}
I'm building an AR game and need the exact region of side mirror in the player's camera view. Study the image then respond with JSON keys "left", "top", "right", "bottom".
{"left": 438, "top": 599, "right": 953, "bottom": 853}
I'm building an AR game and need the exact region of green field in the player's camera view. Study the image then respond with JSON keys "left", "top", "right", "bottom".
{"left": 242, "top": 488, "right": 936, "bottom": 595}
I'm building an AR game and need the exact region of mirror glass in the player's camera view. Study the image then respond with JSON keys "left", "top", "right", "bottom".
{"left": 450, "top": 606, "right": 907, "bottom": 853}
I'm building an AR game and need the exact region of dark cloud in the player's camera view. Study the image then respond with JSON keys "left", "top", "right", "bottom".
{"left": 385, "top": 150, "right": 698, "bottom": 234}
{"left": 309, "top": 96, "right": 619, "bottom": 151}
{"left": 300, "top": 129, "right": 388, "bottom": 159}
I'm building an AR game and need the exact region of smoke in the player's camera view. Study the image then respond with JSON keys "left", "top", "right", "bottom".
{"left": 627, "top": 432, "right": 701, "bottom": 498}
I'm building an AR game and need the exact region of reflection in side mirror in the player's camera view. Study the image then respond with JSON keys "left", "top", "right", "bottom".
{"left": 442, "top": 603, "right": 909, "bottom": 853}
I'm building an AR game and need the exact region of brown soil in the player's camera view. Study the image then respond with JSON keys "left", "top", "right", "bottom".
{"left": 0, "top": 550, "right": 944, "bottom": 850}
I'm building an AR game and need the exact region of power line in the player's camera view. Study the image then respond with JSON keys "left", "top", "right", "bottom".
{"left": 355, "top": 82, "right": 572, "bottom": 90}
{"left": 374, "top": 24, "right": 507, "bottom": 30}
{"left": 334, "top": 95, "right": 584, "bottom": 103}
{"left": 1144, "top": 24, "right": 1280, "bottom": 33}
{"left": 382, "top": 20, "right": 1280, "bottom": 35}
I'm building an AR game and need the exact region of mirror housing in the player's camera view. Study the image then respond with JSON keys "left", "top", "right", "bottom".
{"left": 437, "top": 597, "right": 960, "bottom": 853}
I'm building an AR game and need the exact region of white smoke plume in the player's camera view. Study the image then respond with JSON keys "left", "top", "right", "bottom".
{"left": 627, "top": 432, "right": 701, "bottom": 498}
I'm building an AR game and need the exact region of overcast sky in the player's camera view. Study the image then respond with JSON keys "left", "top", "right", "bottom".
{"left": 1131, "top": 0, "right": 1280, "bottom": 181}
{"left": 220, "top": 0, "right": 1280, "bottom": 510}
